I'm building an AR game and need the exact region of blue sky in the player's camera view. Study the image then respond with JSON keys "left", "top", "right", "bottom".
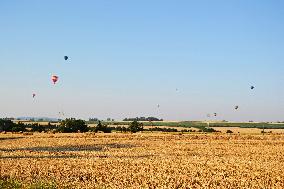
{"left": 0, "top": 0, "right": 283, "bottom": 121}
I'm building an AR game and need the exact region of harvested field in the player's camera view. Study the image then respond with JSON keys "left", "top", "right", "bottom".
{"left": 212, "top": 127, "right": 284, "bottom": 134}
{"left": 1, "top": 133, "right": 284, "bottom": 188}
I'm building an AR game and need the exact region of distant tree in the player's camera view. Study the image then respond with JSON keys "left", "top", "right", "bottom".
{"left": 95, "top": 121, "right": 103, "bottom": 131}
{"left": 0, "top": 119, "right": 26, "bottom": 132}
{"left": 128, "top": 120, "right": 143, "bottom": 133}
{"left": 122, "top": 126, "right": 127, "bottom": 132}
{"left": 44, "top": 122, "right": 57, "bottom": 131}
{"left": 115, "top": 126, "right": 128, "bottom": 133}
{"left": 147, "top": 127, "right": 178, "bottom": 132}
{"left": 11, "top": 122, "right": 26, "bottom": 132}
{"left": 31, "top": 123, "right": 46, "bottom": 132}
{"left": 123, "top": 117, "right": 163, "bottom": 121}
{"left": 58, "top": 118, "right": 88, "bottom": 133}
{"left": 94, "top": 121, "right": 111, "bottom": 133}
{"left": 116, "top": 126, "right": 122, "bottom": 132}
{"left": 89, "top": 118, "right": 99, "bottom": 122}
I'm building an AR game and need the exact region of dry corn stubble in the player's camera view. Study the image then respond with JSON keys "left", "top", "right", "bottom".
{"left": 1, "top": 133, "right": 284, "bottom": 188}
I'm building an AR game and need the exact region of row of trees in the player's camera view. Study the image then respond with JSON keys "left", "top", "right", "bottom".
{"left": 0, "top": 120, "right": 26, "bottom": 132}
{"left": 0, "top": 120, "right": 58, "bottom": 132}
{"left": 145, "top": 127, "right": 194, "bottom": 132}
{"left": 123, "top": 117, "right": 163, "bottom": 121}
{"left": 0, "top": 119, "right": 144, "bottom": 133}
{"left": 0, "top": 119, "right": 219, "bottom": 133}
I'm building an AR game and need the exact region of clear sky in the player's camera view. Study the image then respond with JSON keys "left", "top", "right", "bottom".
{"left": 0, "top": 0, "right": 283, "bottom": 121}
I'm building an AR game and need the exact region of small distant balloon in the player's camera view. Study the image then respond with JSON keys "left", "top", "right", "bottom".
{"left": 64, "top": 56, "right": 68, "bottom": 61}
{"left": 51, "top": 75, "right": 59, "bottom": 84}
{"left": 157, "top": 104, "right": 160, "bottom": 108}
{"left": 235, "top": 105, "right": 239, "bottom": 110}
{"left": 32, "top": 93, "right": 36, "bottom": 98}
{"left": 251, "top": 86, "right": 255, "bottom": 90}
{"left": 214, "top": 113, "right": 217, "bottom": 117}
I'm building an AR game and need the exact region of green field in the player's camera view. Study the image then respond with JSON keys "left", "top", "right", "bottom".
{"left": 98, "top": 121, "right": 284, "bottom": 130}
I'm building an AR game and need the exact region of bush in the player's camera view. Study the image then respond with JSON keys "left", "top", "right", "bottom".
{"left": 128, "top": 120, "right": 143, "bottom": 133}
{"left": 0, "top": 176, "right": 57, "bottom": 189}
{"left": 226, "top": 130, "right": 233, "bottom": 134}
{"left": 0, "top": 177, "right": 21, "bottom": 189}
{"left": 181, "top": 129, "right": 190, "bottom": 132}
{"left": 58, "top": 118, "right": 88, "bottom": 133}
{"left": 115, "top": 126, "right": 128, "bottom": 132}
{"left": 202, "top": 127, "right": 217, "bottom": 133}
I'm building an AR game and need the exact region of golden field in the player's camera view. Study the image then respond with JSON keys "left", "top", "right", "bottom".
{"left": 1, "top": 132, "right": 284, "bottom": 188}
{"left": 212, "top": 127, "right": 284, "bottom": 134}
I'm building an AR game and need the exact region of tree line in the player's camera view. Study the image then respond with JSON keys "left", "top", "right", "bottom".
{"left": 0, "top": 119, "right": 144, "bottom": 133}
{"left": 0, "top": 118, "right": 219, "bottom": 133}
{"left": 123, "top": 117, "right": 163, "bottom": 121}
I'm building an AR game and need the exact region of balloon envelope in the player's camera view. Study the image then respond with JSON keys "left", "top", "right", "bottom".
{"left": 52, "top": 75, "right": 59, "bottom": 84}
{"left": 64, "top": 56, "right": 68, "bottom": 60}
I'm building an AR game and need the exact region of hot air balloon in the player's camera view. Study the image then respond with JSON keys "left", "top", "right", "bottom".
{"left": 251, "top": 86, "right": 255, "bottom": 90}
{"left": 32, "top": 93, "right": 36, "bottom": 98}
{"left": 235, "top": 105, "right": 239, "bottom": 110}
{"left": 51, "top": 75, "right": 59, "bottom": 84}
{"left": 64, "top": 56, "right": 68, "bottom": 60}
{"left": 214, "top": 113, "right": 217, "bottom": 117}
{"left": 157, "top": 104, "right": 160, "bottom": 108}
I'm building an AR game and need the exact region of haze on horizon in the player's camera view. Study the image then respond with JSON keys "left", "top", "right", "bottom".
{"left": 0, "top": 1, "right": 283, "bottom": 122}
